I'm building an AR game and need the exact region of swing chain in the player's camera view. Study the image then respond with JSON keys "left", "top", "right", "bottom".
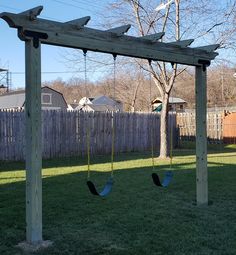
{"left": 83, "top": 49, "right": 88, "bottom": 97}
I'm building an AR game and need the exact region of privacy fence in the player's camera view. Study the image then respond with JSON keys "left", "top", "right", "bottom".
{"left": 0, "top": 110, "right": 176, "bottom": 161}
{"left": 177, "top": 112, "right": 226, "bottom": 143}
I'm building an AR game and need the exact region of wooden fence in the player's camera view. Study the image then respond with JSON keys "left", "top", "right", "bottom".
{"left": 0, "top": 110, "right": 176, "bottom": 161}
{"left": 223, "top": 112, "right": 236, "bottom": 144}
{"left": 177, "top": 112, "right": 223, "bottom": 142}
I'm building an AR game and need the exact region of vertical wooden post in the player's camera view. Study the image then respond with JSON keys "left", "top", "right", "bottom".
{"left": 195, "top": 65, "right": 208, "bottom": 206}
{"left": 25, "top": 39, "right": 42, "bottom": 243}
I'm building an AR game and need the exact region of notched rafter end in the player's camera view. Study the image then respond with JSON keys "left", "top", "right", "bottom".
{"left": 106, "top": 24, "right": 131, "bottom": 36}
{"left": 65, "top": 16, "right": 91, "bottom": 29}
{"left": 195, "top": 44, "right": 220, "bottom": 53}
{"left": 20, "top": 6, "right": 43, "bottom": 21}
{"left": 0, "top": 12, "right": 17, "bottom": 27}
{"left": 168, "top": 39, "right": 194, "bottom": 47}
{"left": 141, "top": 32, "right": 165, "bottom": 42}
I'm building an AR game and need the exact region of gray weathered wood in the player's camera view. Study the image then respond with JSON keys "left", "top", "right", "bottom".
{"left": 0, "top": 9, "right": 218, "bottom": 66}
{"left": 25, "top": 40, "right": 42, "bottom": 243}
{"left": 20, "top": 6, "right": 43, "bottom": 21}
{"left": 0, "top": 111, "right": 178, "bottom": 161}
{"left": 106, "top": 25, "right": 131, "bottom": 36}
{"left": 168, "top": 39, "right": 194, "bottom": 47}
{"left": 141, "top": 32, "right": 165, "bottom": 42}
{"left": 195, "top": 65, "right": 208, "bottom": 205}
{"left": 65, "top": 16, "right": 90, "bottom": 29}
{"left": 194, "top": 44, "right": 220, "bottom": 53}
{"left": 0, "top": 110, "right": 209, "bottom": 161}
{"left": 177, "top": 112, "right": 223, "bottom": 142}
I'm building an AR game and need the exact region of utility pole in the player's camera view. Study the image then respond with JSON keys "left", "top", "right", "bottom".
{"left": 0, "top": 68, "right": 10, "bottom": 92}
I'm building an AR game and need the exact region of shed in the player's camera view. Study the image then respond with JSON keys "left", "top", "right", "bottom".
{"left": 0, "top": 86, "right": 68, "bottom": 110}
{"left": 151, "top": 96, "right": 186, "bottom": 112}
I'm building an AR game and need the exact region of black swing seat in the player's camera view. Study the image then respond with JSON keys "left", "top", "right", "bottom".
{"left": 87, "top": 177, "right": 114, "bottom": 197}
{"left": 152, "top": 171, "right": 173, "bottom": 187}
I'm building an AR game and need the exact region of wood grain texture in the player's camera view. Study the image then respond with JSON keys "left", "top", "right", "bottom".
{"left": 25, "top": 40, "right": 42, "bottom": 243}
{"left": 195, "top": 66, "right": 208, "bottom": 206}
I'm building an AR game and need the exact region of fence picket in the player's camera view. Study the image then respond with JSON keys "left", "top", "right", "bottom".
{"left": 0, "top": 110, "right": 180, "bottom": 161}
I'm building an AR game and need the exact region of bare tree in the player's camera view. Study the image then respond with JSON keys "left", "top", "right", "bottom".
{"left": 103, "top": 0, "right": 235, "bottom": 158}
{"left": 105, "top": 0, "right": 181, "bottom": 158}
{"left": 59, "top": 0, "right": 236, "bottom": 158}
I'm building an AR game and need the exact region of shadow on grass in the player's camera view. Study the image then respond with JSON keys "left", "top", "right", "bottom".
{"left": 1, "top": 143, "right": 236, "bottom": 173}
{"left": 1, "top": 156, "right": 236, "bottom": 255}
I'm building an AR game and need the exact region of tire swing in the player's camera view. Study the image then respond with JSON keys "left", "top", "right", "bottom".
{"left": 151, "top": 102, "right": 173, "bottom": 188}
{"left": 84, "top": 51, "right": 116, "bottom": 197}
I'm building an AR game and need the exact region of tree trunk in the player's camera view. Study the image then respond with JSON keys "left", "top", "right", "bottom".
{"left": 130, "top": 81, "right": 140, "bottom": 112}
{"left": 159, "top": 92, "right": 169, "bottom": 158}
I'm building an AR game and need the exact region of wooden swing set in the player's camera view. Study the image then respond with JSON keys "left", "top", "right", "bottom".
{"left": 0, "top": 6, "right": 219, "bottom": 246}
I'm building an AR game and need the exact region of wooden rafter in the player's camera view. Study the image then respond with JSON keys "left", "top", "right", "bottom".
{"left": 0, "top": 6, "right": 219, "bottom": 67}
{"left": 20, "top": 6, "right": 43, "bottom": 21}
{"left": 65, "top": 16, "right": 91, "bottom": 30}
{"left": 141, "top": 32, "right": 165, "bottom": 42}
{"left": 106, "top": 25, "right": 131, "bottom": 36}
{"left": 0, "top": 5, "right": 219, "bottom": 246}
{"left": 195, "top": 44, "right": 220, "bottom": 52}
{"left": 168, "top": 39, "right": 194, "bottom": 47}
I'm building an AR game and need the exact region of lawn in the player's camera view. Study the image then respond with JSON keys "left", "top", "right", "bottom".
{"left": 0, "top": 145, "right": 236, "bottom": 255}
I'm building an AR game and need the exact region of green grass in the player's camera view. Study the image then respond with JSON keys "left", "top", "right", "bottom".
{"left": 1, "top": 147, "right": 236, "bottom": 255}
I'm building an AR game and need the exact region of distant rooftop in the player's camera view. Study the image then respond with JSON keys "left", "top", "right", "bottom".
{"left": 152, "top": 97, "right": 186, "bottom": 104}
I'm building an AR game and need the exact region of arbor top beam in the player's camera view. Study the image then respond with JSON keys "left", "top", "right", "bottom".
{"left": 0, "top": 6, "right": 219, "bottom": 66}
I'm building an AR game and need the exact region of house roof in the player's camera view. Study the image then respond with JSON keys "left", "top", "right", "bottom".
{"left": 151, "top": 97, "right": 186, "bottom": 104}
{"left": 92, "top": 95, "right": 121, "bottom": 104}
{"left": 0, "top": 86, "right": 67, "bottom": 109}
{"left": 0, "top": 89, "right": 25, "bottom": 109}
{"left": 84, "top": 104, "right": 117, "bottom": 112}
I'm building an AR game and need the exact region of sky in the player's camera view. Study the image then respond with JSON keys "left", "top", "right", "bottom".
{"left": 0, "top": 0, "right": 113, "bottom": 89}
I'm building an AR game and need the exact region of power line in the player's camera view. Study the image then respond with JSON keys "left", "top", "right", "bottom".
{"left": 51, "top": 0, "right": 95, "bottom": 13}
{"left": 69, "top": 0, "right": 105, "bottom": 10}
{"left": 11, "top": 70, "right": 105, "bottom": 75}
{"left": 0, "top": 4, "right": 62, "bottom": 21}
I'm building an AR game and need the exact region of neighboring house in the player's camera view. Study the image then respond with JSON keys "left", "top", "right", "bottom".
{"left": 67, "top": 103, "right": 83, "bottom": 111}
{"left": 79, "top": 95, "right": 123, "bottom": 112}
{"left": 79, "top": 97, "right": 94, "bottom": 105}
{"left": 0, "top": 86, "right": 68, "bottom": 110}
{"left": 151, "top": 97, "right": 187, "bottom": 112}
{"left": 82, "top": 104, "right": 118, "bottom": 112}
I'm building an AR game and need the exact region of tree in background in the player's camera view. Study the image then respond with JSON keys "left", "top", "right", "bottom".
{"left": 103, "top": 0, "right": 236, "bottom": 158}
{"left": 57, "top": 0, "right": 236, "bottom": 158}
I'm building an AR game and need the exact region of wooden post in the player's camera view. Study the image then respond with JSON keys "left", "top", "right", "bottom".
{"left": 195, "top": 65, "right": 208, "bottom": 205}
{"left": 25, "top": 39, "right": 42, "bottom": 243}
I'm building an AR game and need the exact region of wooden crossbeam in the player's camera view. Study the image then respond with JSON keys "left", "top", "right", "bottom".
{"left": 20, "top": 6, "right": 43, "bottom": 21}
{"left": 65, "top": 16, "right": 90, "bottom": 29}
{"left": 168, "top": 39, "right": 194, "bottom": 47}
{"left": 0, "top": 5, "right": 218, "bottom": 246}
{"left": 0, "top": 8, "right": 218, "bottom": 66}
{"left": 140, "top": 32, "right": 165, "bottom": 42}
{"left": 106, "top": 25, "right": 131, "bottom": 36}
{"left": 194, "top": 44, "right": 220, "bottom": 52}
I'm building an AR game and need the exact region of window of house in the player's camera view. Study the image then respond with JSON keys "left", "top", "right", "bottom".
{"left": 180, "top": 104, "right": 183, "bottom": 110}
{"left": 42, "top": 93, "right": 52, "bottom": 105}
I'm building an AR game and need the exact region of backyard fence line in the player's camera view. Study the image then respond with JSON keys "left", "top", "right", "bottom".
{"left": 0, "top": 110, "right": 176, "bottom": 161}
{"left": 177, "top": 112, "right": 223, "bottom": 142}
